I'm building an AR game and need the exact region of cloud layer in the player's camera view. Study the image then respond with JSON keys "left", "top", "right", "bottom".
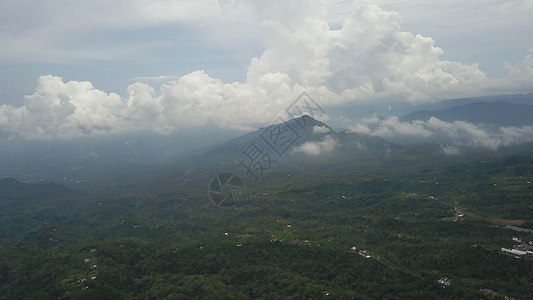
{"left": 0, "top": 1, "right": 532, "bottom": 140}
{"left": 349, "top": 115, "right": 533, "bottom": 150}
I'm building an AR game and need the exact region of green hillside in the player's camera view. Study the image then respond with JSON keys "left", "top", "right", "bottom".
{"left": 1, "top": 146, "right": 533, "bottom": 299}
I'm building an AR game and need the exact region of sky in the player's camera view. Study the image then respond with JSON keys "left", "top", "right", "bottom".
{"left": 0, "top": 0, "right": 532, "bottom": 142}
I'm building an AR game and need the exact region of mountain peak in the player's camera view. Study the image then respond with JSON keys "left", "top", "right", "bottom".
{"left": 283, "top": 115, "right": 328, "bottom": 130}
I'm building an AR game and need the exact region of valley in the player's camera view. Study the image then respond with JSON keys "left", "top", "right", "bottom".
{"left": 1, "top": 126, "right": 532, "bottom": 298}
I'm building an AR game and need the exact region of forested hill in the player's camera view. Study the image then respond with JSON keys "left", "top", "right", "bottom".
{"left": 0, "top": 178, "right": 78, "bottom": 245}
{"left": 1, "top": 144, "right": 533, "bottom": 298}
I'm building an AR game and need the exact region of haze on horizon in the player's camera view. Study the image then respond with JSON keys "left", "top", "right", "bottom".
{"left": 0, "top": 0, "right": 532, "bottom": 142}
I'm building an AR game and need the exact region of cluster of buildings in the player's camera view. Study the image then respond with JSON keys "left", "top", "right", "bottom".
{"left": 501, "top": 237, "right": 533, "bottom": 256}
{"left": 437, "top": 277, "right": 451, "bottom": 287}
{"left": 350, "top": 246, "right": 371, "bottom": 258}
{"left": 77, "top": 249, "right": 98, "bottom": 290}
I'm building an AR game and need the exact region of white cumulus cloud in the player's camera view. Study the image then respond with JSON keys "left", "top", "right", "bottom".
{"left": 313, "top": 125, "right": 331, "bottom": 134}
{"left": 349, "top": 115, "right": 533, "bottom": 150}
{"left": 292, "top": 135, "right": 339, "bottom": 156}
{"left": 441, "top": 145, "right": 460, "bottom": 156}
{"left": 0, "top": 1, "right": 532, "bottom": 140}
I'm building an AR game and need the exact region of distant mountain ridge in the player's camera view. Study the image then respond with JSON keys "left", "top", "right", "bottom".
{"left": 190, "top": 115, "right": 398, "bottom": 170}
{"left": 221, "top": 115, "right": 331, "bottom": 147}
{"left": 0, "top": 177, "right": 71, "bottom": 196}
{"left": 401, "top": 101, "right": 533, "bottom": 127}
